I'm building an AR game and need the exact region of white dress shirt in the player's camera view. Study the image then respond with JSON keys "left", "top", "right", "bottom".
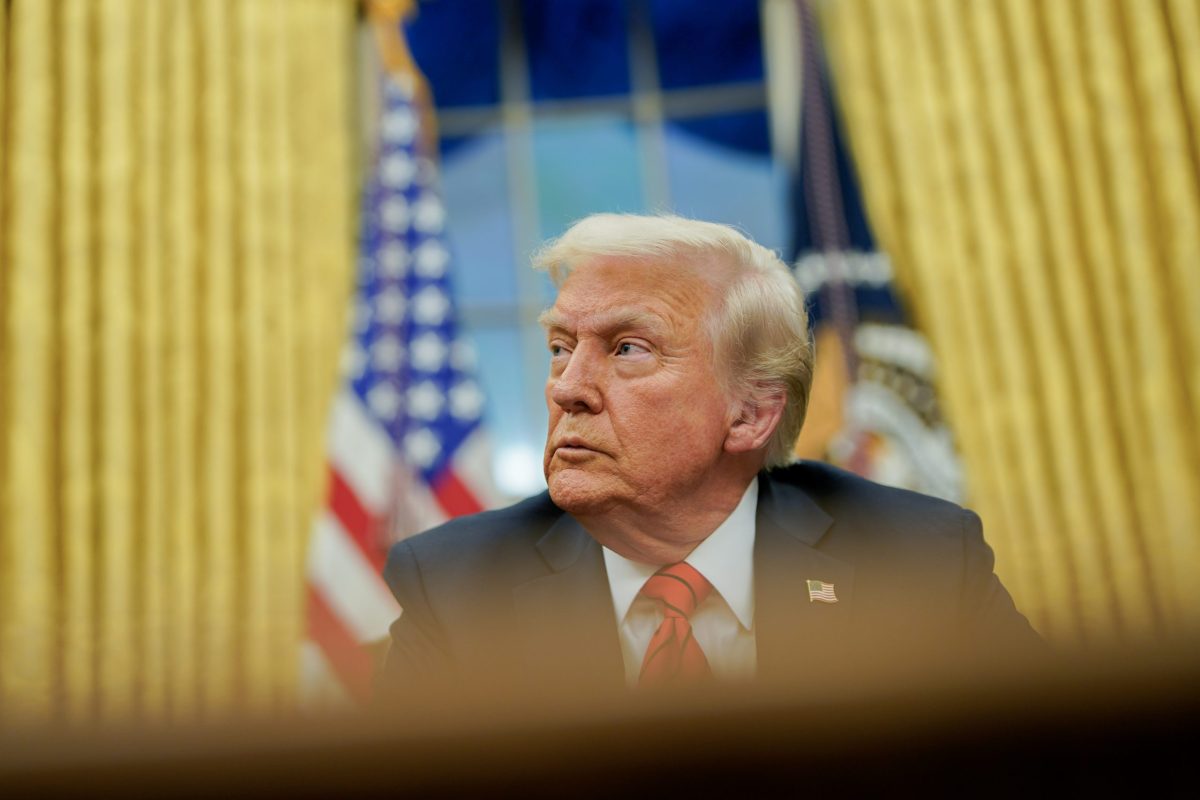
{"left": 601, "top": 478, "right": 758, "bottom": 685}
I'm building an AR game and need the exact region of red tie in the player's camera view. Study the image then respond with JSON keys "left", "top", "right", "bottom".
{"left": 638, "top": 562, "right": 714, "bottom": 687}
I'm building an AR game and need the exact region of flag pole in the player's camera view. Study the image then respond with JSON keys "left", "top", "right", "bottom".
{"left": 364, "top": 0, "right": 439, "bottom": 157}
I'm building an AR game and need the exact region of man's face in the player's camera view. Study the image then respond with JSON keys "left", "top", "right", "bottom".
{"left": 541, "top": 256, "right": 737, "bottom": 519}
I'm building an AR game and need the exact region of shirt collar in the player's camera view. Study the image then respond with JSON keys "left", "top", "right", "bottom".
{"left": 601, "top": 477, "right": 758, "bottom": 630}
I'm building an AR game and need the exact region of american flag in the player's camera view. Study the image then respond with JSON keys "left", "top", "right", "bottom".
{"left": 806, "top": 579, "right": 838, "bottom": 604}
{"left": 302, "top": 74, "right": 496, "bottom": 706}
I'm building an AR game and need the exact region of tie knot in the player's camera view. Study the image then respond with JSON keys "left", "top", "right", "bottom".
{"left": 638, "top": 562, "right": 712, "bottom": 619}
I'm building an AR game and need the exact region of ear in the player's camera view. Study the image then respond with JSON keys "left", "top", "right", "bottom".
{"left": 724, "top": 387, "right": 786, "bottom": 455}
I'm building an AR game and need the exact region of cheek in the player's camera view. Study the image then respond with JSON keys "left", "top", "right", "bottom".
{"left": 663, "top": 384, "right": 732, "bottom": 441}
{"left": 543, "top": 399, "right": 560, "bottom": 447}
{"left": 619, "top": 386, "right": 725, "bottom": 446}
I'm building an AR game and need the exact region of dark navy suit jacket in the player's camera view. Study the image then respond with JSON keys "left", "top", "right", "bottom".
{"left": 380, "top": 462, "right": 1041, "bottom": 695}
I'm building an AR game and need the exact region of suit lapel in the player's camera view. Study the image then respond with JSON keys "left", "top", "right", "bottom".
{"left": 754, "top": 474, "right": 856, "bottom": 683}
{"left": 508, "top": 475, "right": 855, "bottom": 689}
{"left": 511, "top": 513, "right": 625, "bottom": 691}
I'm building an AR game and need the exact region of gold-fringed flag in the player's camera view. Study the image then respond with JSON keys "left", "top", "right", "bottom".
{"left": 790, "top": 0, "right": 962, "bottom": 502}
{"left": 301, "top": 16, "right": 495, "bottom": 706}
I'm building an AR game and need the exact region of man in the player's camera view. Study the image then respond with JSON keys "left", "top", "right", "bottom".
{"left": 380, "top": 214, "right": 1040, "bottom": 698}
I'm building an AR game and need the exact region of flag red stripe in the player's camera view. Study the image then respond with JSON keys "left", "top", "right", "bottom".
{"left": 431, "top": 468, "right": 484, "bottom": 517}
{"left": 307, "top": 586, "right": 374, "bottom": 704}
{"left": 328, "top": 466, "right": 387, "bottom": 574}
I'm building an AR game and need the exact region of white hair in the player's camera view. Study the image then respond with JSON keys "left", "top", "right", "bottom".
{"left": 532, "top": 213, "right": 813, "bottom": 468}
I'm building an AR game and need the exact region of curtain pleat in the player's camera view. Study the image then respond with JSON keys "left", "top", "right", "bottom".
{"left": 96, "top": 0, "right": 138, "bottom": 719}
{"left": 132, "top": 0, "right": 167, "bottom": 720}
{"left": 60, "top": 0, "right": 100, "bottom": 721}
{"left": 824, "top": 0, "right": 1200, "bottom": 643}
{"left": 195, "top": 0, "right": 238, "bottom": 718}
{"left": 4, "top": 0, "right": 57, "bottom": 723}
{"left": 0, "top": 0, "right": 355, "bottom": 724}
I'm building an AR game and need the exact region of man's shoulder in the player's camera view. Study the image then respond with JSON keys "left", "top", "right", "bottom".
{"left": 769, "top": 460, "right": 966, "bottom": 518}
{"left": 766, "top": 462, "right": 991, "bottom": 611}
{"left": 765, "top": 460, "right": 975, "bottom": 544}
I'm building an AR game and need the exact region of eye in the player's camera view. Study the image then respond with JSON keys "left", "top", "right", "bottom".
{"left": 615, "top": 341, "right": 649, "bottom": 356}
{"left": 549, "top": 341, "right": 572, "bottom": 357}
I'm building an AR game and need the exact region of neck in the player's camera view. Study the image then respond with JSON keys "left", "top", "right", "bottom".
{"left": 577, "top": 469, "right": 758, "bottom": 566}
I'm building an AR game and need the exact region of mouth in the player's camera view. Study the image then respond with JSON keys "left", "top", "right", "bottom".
{"left": 551, "top": 437, "right": 604, "bottom": 460}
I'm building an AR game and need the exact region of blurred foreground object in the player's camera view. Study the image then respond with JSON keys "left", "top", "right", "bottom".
{"left": 2, "top": 643, "right": 1198, "bottom": 796}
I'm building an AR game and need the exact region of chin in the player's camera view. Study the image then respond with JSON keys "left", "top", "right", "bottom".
{"left": 545, "top": 469, "right": 618, "bottom": 516}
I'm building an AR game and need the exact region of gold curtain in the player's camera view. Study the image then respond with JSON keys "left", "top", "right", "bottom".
{"left": 823, "top": 0, "right": 1200, "bottom": 645}
{"left": 0, "top": 0, "right": 356, "bottom": 724}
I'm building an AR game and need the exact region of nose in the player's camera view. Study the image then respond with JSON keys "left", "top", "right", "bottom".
{"left": 548, "top": 344, "right": 603, "bottom": 414}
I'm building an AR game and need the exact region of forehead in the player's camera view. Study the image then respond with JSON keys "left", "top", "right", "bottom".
{"left": 545, "top": 256, "right": 720, "bottom": 328}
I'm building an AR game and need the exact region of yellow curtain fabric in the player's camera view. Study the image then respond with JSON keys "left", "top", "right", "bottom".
{"left": 822, "top": 0, "right": 1200, "bottom": 645}
{"left": 0, "top": 0, "right": 356, "bottom": 724}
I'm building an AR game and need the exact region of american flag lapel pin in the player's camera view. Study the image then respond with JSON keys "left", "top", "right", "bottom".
{"left": 806, "top": 579, "right": 838, "bottom": 604}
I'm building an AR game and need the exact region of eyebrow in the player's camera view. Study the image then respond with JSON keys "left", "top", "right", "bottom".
{"left": 537, "top": 309, "right": 565, "bottom": 330}
{"left": 538, "top": 308, "right": 668, "bottom": 339}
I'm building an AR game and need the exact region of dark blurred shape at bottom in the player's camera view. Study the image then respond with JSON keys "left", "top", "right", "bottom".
{"left": 2, "top": 643, "right": 1197, "bottom": 797}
